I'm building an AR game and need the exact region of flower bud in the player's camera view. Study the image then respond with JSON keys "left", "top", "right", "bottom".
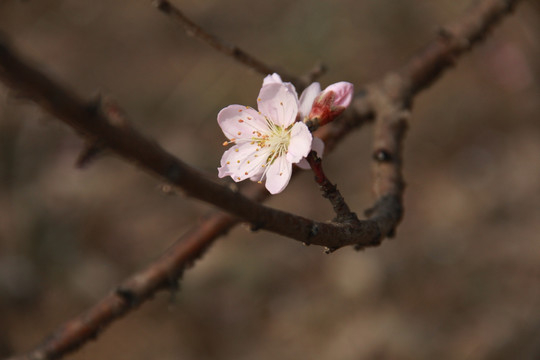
{"left": 307, "top": 82, "right": 353, "bottom": 127}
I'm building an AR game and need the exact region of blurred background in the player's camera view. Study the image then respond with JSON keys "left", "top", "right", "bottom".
{"left": 1, "top": 0, "right": 540, "bottom": 359}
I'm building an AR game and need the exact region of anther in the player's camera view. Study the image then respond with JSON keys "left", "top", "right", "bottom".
{"left": 235, "top": 149, "right": 239, "bottom": 152}
{"left": 237, "top": 132, "right": 242, "bottom": 135}
{"left": 238, "top": 119, "right": 244, "bottom": 123}
{"left": 238, "top": 109, "right": 243, "bottom": 112}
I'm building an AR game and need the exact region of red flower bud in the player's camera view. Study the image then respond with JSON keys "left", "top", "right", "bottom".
{"left": 308, "top": 82, "right": 353, "bottom": 127}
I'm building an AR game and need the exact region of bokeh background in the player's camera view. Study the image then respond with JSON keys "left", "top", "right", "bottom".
{"left": 1, "top": 0, "right": 540, "bottom": 359}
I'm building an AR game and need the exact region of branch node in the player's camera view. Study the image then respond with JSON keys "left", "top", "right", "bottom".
{"left": 438, "top": 26, "right": 454, "bottom": 41}
{"left": 372, "top": 149, "right": 394, "bottom": 163}
{"left": 166, "top": 162, "right": 184, "bottom": 184}
{"left": 85, "top": 93, "right": 103, "bottom": 116}
{"left": 153, "top": 0, "right": 171, "bottom": 12}
{"left": 115, "top": 287, "right": 139, "bottom": 308}
{"left": 323, "top": 246, "right": 337, "bottom": 254}
{"left": 159, "top": 184, "right": 175, "bottom": 195}
{"left": 249, "top": 222, "right": 264, "bottom": 232}
{"left": 76, "top": 140, "right": 107, "bottom": 168}
{"left": 304, "top": 223, "right": 319, "bottom": 245}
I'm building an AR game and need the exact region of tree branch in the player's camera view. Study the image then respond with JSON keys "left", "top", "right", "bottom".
{"left": 355, "top": 0, "right": 522, "bottom": 241}
{"left": 400, "top": 0, "right": 520, "bottom": 96}
{"left": 3, "top": 88, "right": 371, "bottom": 360}
{"left": 151, "top": 0, "right": 310, "bottom": 89}
{"left": 306, "top": 152, "right": 359, "bottom": 224}
{"left": 5, "top": 211, "right": 236, "bottom": 360}
{"left": 0, "top": 40, "right": 387, "bottom": 250}
{"left": 1, "top": 0, "right": 522, "bottom": 358}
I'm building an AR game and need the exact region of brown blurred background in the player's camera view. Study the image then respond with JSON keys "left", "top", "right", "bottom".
{"left": 1, "top": 0, "right": 540, "bottom": 359}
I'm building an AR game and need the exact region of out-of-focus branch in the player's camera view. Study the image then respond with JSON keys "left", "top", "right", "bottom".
{"left": 151, "top": 0, "right": 311, "bottom": 89}
{"left": 2, "top": 0, "right": 522, "bottom": 359}
{"left": 3, "top": 94, "right": 371, "bottom": 360}
{"left": 400, "top": 0, "right": 520, "bottom": 96}
{"left": 6, "top": 211, "right": 236, "bottom": 360}
{"left": 355, "top": 0, "right": 522, "bottom": 241}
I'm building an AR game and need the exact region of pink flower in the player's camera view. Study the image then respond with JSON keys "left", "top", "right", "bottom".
{"left": 307, "top": 81, "right": 354, "bottom": 127}
{"left": 217, "top": 74, "right": 353, "bottom": 194}
{"left": 217, "top": 76, "right": 312, "bottom": 194}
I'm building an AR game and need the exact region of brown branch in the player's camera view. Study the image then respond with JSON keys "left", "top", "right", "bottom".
{"left": 4, "top": 100, "right": 371, "bottom": 360}
{"left": 354, "top": 0, "right": 522, "bottom": 241}
{"left": 152, "top": 0, "right": 308, "bottom": 89}
{"left": 306, "top": 151, "right": 358, "bottom": 224}
{"left": 0, "top": 40, "right": 388, "bottom": 250}
{"left": 6, "top": 211, "right": 236, "bottom": 360}
{"left": 363, "top": 76, "right": 409, "bottom": 240}
{"left": 400, "top": 0, "right": 521, "bottom": 96}
{"left": 2, "top": 0, "right": 522, "bottom": 358}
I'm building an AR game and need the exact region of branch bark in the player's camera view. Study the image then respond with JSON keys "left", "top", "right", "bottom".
{"left": 152, "top": 0, "right": 311, "bottom": 89}
{"left": 0, "top": 41, "right": 386, "bottom": 250}
{"left": 1, "top": 0, "right": 521, "bottom": 359}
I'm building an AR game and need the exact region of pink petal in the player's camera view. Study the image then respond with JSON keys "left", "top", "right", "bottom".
{"left": 298, "top": 82, "right": 321, "bottom": 119}
{"left": 263, "top": 73, "right": 297, "bottom": 97}
{"left": 217, "top": 105, "right": 268, "bottom": 140}
{"left": 263, "top": 73, "right": 283, "bottom": 86}
{"left": 286, "top": 122, "right": 312, "bottom": 164}
{"left": 322, "top": 81, "right": 354, "bottom": 108}
{"left": 297, "top": 137, "right": 325, "bottom": 169}
{"left": 257, "top": 83, "right": 298, "bottom": 128}
{"left": 218, "top": 143, "right": 270, "bottom": 182}
{"left": 265, "top": 155, "right": 293, "bottom": 194}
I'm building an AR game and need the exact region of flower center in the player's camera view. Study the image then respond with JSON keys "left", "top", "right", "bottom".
{"left": 265, "top": 123, "right": 290, "bottom": 155}
{"left": 253, "top": 120, "right": 292, "bottom": 166}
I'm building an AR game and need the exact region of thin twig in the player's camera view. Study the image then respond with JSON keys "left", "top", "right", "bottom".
{"left": 356, "top": 0, "right": 522, "bottom": 240}
{"left": 0, "top": 41, "right": 386, "bottom": 250}
{"left": 152, "top": 0, "right": 308, "bottom": 89}
{"left": 4, "top": 96, "right": 371, "bottom": 360}
{"left": 6, "top": 211, "right": 236, "bottom": 360}
{"left": 1, "top": 0, "right": 522, "bottom": 358}
{"left": 306, "top": 151, "right": 358, "bottom": 224}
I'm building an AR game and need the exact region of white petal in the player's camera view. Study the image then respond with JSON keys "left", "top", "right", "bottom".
{"left": 297, "top": 137, "right": 325, "bottom": 169}
{"left": 218, "top": 143, "right": 269, "bottom": 182}
{"left": 286, "top": 122, "right": 312, "bottom": 164}
{"left": 217, "top": 105, "right": 268, "bottom": 140}
{"left": 263, "top": 73, "right": 297, "bottom": 98}
{"left": 257, "top": 83, "right": 298, "bottom": 128}
{"left": 298, "top": 82, "right": 321, "bottom": 119}
{"left": 263, "top": 73, "right": 283, "bottom": 86}
{"left": 265, "top": 155, "right": 293, "bottom": 194}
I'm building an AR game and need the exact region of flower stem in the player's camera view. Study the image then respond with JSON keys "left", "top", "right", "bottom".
{"left": 306, "top": 151, "right": 359, "bottom": 224}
